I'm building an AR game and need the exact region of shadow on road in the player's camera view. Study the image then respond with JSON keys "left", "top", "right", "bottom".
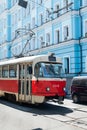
{"left": 0, "top": 97, "right": 73, "bottom": 116}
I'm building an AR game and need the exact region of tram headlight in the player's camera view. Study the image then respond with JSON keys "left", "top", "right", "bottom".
{"left": 46, "top": 87, "right": 50, "bottom": 92}
{"left": 63, "top": 87, "right": 66, "bottom": 92}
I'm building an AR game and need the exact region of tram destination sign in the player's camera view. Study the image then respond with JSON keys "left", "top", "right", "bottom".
{"left": 48, "top": 56, "right": 56, "bottom": 61}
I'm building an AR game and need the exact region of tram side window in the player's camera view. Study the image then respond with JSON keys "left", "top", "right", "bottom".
{"left": 34, "top": 63, "right": 41, "bottom": 77}
{"left": 2, "top": 66, "right": 8, "bottom": 78}
{"left": 9, "top": 65, "right": 17, "bottom": 78}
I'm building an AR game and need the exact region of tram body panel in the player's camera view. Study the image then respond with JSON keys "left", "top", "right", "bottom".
{"left": 0, "top": 79, "right": 18, "bottom": 93}
{"left": 0, "top": 53, "right": 66, "bottom": 104}
{"left": 32, "top": 79, "right": 66, "bottom": 96}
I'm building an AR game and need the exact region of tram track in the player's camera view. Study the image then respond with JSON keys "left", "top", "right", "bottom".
{"left": 32, "top": 113, "right": 87, "bottom": 130}
{"left": 39, "top": 112, "right": 87, "bottom": 130}
{"left": 34, "top": 102, "right": 87, "bottom": 130}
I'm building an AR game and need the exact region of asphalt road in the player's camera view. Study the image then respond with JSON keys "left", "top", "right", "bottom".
{"left": 0, "top": 97, "right": 87, "bottom": 130}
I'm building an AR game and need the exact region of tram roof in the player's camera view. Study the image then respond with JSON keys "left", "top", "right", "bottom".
{"left": 0, "top": 54, "right": 62, "bottom": 66}
{"left": 0, "top": 55, "right": 44, "bottom": 66}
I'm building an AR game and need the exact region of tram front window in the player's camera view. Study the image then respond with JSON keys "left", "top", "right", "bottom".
{"left": 34, "top": 62, "right": 63, "bottom": 78}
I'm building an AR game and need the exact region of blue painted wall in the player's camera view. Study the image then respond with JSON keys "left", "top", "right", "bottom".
{"left": 0, "top": 0, "right": 87, "bottom": 77}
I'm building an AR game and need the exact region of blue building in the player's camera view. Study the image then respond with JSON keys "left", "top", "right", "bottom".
{"left": 0, "top": 0, "right": 87, "bottom": 93}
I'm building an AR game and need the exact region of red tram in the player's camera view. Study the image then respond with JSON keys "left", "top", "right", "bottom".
{"left": 0, "top": 53, "right": 66, "bottom": 104}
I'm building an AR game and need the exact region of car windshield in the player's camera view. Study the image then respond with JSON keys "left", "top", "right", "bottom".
{"left": 34, "top": 62, "right": 63, "bottom": 78}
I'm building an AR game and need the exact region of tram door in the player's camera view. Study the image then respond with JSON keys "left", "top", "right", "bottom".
{"left": 18, "top": 64, "right": 32, "bottom": 102}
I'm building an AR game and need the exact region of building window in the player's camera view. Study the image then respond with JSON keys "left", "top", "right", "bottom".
{"left": 40, "top": 36, "right": 44, "bottom": 48}
{"left": 32, "top": 0, "right": 35, "bottom": 9}
{"left": 4, "top": 49, "right": 6, "bottom": 58}
{"left": 64, "top": 57, "right": 69, "bottom": 73}
{"left": 29, "top": 42, "right": 31, "bottom": 50}
{"left": 15, "top": 13, "right": 17, "bottom": 24}
{"left": 55, "top": 4, "right": 60, "bottom": 17}
{"left": 32, "top": 38, "right": 35, "bottom": 50}
{"left": 46, "top": 10, "right": 50, "bottom": 21}
{"left": 23, "top": 9, "right": 26, "bottom": 18}
{"left": 63, "top": 0, "right": 68, "bottom": 12}
{"left": 46, "top": 33, "right": 50, "bottom": 46}
{"left": 55, "top": 30, "right": 60, "bottom": 44}
{"left": 15, "top": 47, "right": 18, "bottom": 55}
{"left": 18, "top": 45, "right": 22, "bottom": 54}
{"left": 3, "top": 0, "right": 6, "bottom": 10}
{"left": 39, "top": 0, "right": 42, "bottom": 4}
{"left": 85, "top": 21, "right": 87, "bottom": 37}
{"left": 4, "top": 19, "right": 6, "bottom": 29}
{"left": 39, "top": 14, "right": 43, "bottom": 25}
{"left": 27, "top": 4, "right": 30, "bottom": 14}
{"left": 64, "top": 26, "right": 69, "bottom": 40}
{"left": 27, "top": 23, "right": 30, "bottom": 30}
{"left": 18, "top": 9, "right": 21, "bottom": 21}
{"left": 12, "top": 31, "right": 15, "bottom": 40}
{"left": 32, "top": 17, "right": 35, "bottom": 28}
{"left": 4, "top": 34, "right": 6, "bottom": 42}
{"left": 12, "top": 0, "right": 17, "bottom": 6}
{"left": 12, "top": 14, "right": 15, "bottom": 26}
{"left": 83, "top": 0, "right": 87, "bottom": 6}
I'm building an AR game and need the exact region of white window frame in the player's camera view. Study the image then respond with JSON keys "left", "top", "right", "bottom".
{"left": 12, "top": 15, "right": 14, "bottom": 25}
{"left": 46, "top": 10, "right": 50, "bottom": 21}
{"left": 83, "top": 0, "right": 87, "bottom": 6}
{"left": 39, "top": 13, "right": 43, "bottom": 25}
{"left": 63, "top": 25, "right": 69, "bottom": 40}
{"left": 63, "top": 0, "right": 68, "bottom": 12}
{"left": 54, "top": 28, "right": 60, "bottom": 44}
{"left": 46, "top": 33, "right": 50, "bottom": 46}
{"left": 84, "top": 19, "right": 87, "bottom": 37}
{"left": 3, "top": 49, "right": 7, "bottom": 58}
{"left": 18, "top": 9, "right": 21, "bottom": 21}
{"left": 32, "top": 17, "right": 35, "bottom": 28}
{"left": 63, "top": 56, "right": 70, "bottom": 74}
{"left": 32, "top": 0, "right": 35, "bottom": 9}
{"left": 38, "top": 0, "right": 43, "bottom": 4}
{"left": 27, "top": 4, "right": 30, "bottom": 15}
{"left": 54, "top": 3, "right": 60, "bottom": 18}
{"left": 32, "top": 38, "right": 35, "bottom": 50}
{"left": 39, "top": 36, "right": 44, "bottom": 48}
{"left": 15, "top": 13, "right": 17, "bottom": 24}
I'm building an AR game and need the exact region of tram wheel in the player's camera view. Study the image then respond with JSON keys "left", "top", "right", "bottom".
{"left": 5, "top": 93, "right": 16, "bottom": 102}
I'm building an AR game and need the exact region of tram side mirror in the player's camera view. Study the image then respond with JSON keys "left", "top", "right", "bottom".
{"left": 28, "top": 66, "right": 32, "bottom": 74}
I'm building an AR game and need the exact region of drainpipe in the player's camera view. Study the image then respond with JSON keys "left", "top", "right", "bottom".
{"left": 78, "top": 6, "right": 82, "bottom": 74}
{"left": 79, "top": 39, "right": 82, "bottom": 74}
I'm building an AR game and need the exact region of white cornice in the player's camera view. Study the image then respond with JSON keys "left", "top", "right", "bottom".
{"left": 80, "top": 37, "right": 87, "bottom": 43}
{"left": 9, "top": 4, "right": 21, "bottom": 14}
{"left": 80, "top": 6, "right": 87, "bottom": 14}
{"left": 27, "top": 39, "right": 79, "bottom": 55}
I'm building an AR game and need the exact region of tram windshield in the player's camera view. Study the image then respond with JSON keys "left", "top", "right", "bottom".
{"left": 34, "top": 62, "right": 63, "bottom": 78}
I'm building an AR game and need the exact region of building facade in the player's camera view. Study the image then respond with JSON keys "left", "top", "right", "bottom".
{"left": 0, "top": 0, "right": 87, "bottom": 93}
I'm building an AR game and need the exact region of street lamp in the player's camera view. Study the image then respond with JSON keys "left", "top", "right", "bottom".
{"left": 18, "top": 0, "right": 28, "bottom": 8}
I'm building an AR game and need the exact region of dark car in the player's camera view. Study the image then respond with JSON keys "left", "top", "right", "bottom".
{"left": 71, "top": 76, "right": 87, "bottom": 103}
